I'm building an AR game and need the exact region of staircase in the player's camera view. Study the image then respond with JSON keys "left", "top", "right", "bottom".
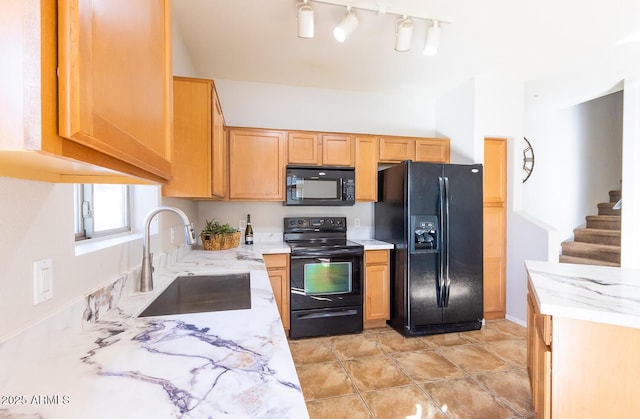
{"left": 559, "top": 190, "right": 621, "bottom": 267}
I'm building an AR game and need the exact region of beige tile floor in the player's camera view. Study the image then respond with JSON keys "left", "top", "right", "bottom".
{"left": 289, "top": 320, "right": 534, "bottom": 419}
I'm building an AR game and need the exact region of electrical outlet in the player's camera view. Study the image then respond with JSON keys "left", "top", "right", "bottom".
{"left": 239, "top": 220, "right": 246, "bottom": 230}
{"left": 170, "top": 227, "right": 175, "bottom": 244}
{"left": 354, "top": 218, "right": 361, "bottom": 227}
{"left": 33, "top": 258, "right": 53, "bottom": 305}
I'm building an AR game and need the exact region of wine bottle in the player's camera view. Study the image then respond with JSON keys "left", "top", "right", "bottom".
{"left": 244, "top": 214, "right": 254, "bottom": 245}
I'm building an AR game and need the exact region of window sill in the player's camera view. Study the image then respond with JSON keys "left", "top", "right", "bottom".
{"left": 75, "top": 232, "right": 142, "bottom": 256}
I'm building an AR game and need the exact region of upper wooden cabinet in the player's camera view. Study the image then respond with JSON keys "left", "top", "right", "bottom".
{"left": 287, "top": 132, "right": 320, "bottom": 165}
{"left": 228, "top": 128, "right": 286, "bottom": 200}
{"left": 58, "top": 0, "right": 172, "bottom": 180}
{"left": 287, "top": 132, "right": 354, "bottom": 166}
{"left": 415, "top": 138, "right": 450, "bottom": 163}
{"left": 0, "top": 0, "right": 171, "bottom": 184}
{"left": 378, "top": 136, "right": 450, "bottom": 164}
{"left": 321, "top": 134, "right": 354, "bottom": 166}
{"left": 162, "top": 77, "right": 226, "bottom": 199}
{"left": 354, "top": 136, "right": 378, "bottom": 201}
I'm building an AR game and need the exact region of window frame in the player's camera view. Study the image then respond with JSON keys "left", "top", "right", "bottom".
{"left": 74, "top": 184, "right": 131, "bottom": 241}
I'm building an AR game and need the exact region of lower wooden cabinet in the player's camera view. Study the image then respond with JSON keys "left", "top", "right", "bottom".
{"left": 527, "top": 277, "right": 640, "bottom": 418}
{"left": 363, "top": 250, "right": 390, "bottom": 328}
{"left": 263, "top": 253, "right": 290, "bottom": 331}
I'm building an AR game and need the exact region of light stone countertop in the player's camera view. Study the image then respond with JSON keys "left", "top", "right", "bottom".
{"left": 525, "top": 260, "right": 640, "bottom": 329}
{"left": 351, "top": 238, "right": 394, "bottom": 250}
{"left": 0, "top": 242, "right": 307, "bottom": 419}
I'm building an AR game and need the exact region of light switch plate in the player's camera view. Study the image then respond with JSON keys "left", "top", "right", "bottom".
{"left": 33, "top": 258, "right": 53, "bottom": 305}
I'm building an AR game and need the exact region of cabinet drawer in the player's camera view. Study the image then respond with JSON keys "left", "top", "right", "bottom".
{"left": 263, "top": 253, "right": 289, "bottom": 269}
{"left": 365, "top": 250, "right": 389, "bottom": 265}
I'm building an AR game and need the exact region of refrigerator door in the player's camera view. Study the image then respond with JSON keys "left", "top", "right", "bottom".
{"left": 406, "top": 162, "right": 445, "bottom": 329}
{"left": 441, "top": 164, "right": 484, "bottom": 324}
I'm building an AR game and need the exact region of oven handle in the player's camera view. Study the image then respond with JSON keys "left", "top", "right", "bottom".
{"left": 291, "top": 249, "right": 363, "bottom": 258}
{"left": 296, "top": 309, "right": 359, "bottom": 320}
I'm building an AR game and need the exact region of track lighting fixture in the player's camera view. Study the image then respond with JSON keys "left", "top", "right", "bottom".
{"left": 395, "top": 17, "right": 414, "bottom": 52}
{"left": 297, "top": 0, "right": 314, "bottom": 39}
{"left": 333, "top": 7, "right": 358, "bottom": 43}
{"left": 423, "top": 20, "right": 441, "bottom": 56}
{"left": 294, "top": 1, "right": 451, "bottom": 55}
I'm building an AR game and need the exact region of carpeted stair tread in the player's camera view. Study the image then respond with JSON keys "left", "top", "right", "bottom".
{"left": 609, "top": 190, "right": 621, "bottom": 203}
{"left": 561, "top": 241, "right": 621, "bottom": 264}
{"left": 597, "top": 202, "right": 621, "bottom": 215}
{"left": 585, "top": 215, "right": 621, "bottom": 230}
{"left": 559, "top": 255, "right": 620, "bottom": 267}
{"left": 573, "top": 228, "right": 621, "bottom": 246}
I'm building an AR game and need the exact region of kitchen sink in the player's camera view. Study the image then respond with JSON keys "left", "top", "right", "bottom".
{"left": 138, "top": 273, "right": 251, "bottom": 317}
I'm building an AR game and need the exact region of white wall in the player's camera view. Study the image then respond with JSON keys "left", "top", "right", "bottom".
{"left": 523, "top": 91, "right": 623, "bottom": 244}
{"left": 435, "top": 79, "right": 476, "bottom": 164}
{"left": 196, "top": 201, "right": 374, "bottom": 240}
{"left": 212, "top": 79, "right": 437, "bottom": 137}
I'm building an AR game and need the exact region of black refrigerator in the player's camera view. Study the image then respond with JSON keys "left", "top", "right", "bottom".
{"left": 374, "top": 160, "right": 484, "bottom": 337}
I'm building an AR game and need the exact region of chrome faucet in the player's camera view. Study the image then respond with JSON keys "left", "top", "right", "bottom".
{"left": 140, "top": 206, "right": 197, "bottom": 292}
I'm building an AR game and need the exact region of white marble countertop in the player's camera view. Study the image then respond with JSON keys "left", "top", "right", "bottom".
{"left": 525, "top": 260, "right": 640, "bottom": 329}
{"left": 0, "top": 243, "right": 307, "bottom": 418}
{"left": 351, "top": 238, "right": 394, "bottom": 250}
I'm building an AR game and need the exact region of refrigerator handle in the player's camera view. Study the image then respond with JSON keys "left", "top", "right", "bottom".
{"left": 443, "top": 176, "right": 452, "bottom": 307}
{"left": 437, "top": 177, "right": 446, "bottom": 308}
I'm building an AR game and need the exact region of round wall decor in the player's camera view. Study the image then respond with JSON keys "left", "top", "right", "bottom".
{"left": 522, "top": 137, "right": 535, "bottom": 183}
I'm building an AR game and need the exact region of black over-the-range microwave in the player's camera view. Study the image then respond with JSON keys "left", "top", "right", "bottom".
{"left": 285, "top": 166, "right": 355, "bottom": 206}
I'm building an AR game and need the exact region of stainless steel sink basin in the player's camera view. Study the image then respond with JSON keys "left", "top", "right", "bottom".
{"left": 138, "top": 273, "right": 251, "bottom": 317}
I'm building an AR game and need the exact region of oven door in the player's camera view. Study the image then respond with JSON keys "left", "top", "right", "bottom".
{"left": 290, "top": 248, "right": 363, "bottom": 311}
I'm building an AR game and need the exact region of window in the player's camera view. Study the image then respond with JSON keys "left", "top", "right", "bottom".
{"left": 74, "top": 184, "right": 131, "bottom": 240}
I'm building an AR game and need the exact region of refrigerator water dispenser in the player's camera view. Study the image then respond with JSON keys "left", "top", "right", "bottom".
{"left": 411, "top": 215, "right": 439, "bottom": 252}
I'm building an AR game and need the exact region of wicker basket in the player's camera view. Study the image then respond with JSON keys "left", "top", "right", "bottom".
{"left": 201, "top": 231, "right": 241, "bottom": 251}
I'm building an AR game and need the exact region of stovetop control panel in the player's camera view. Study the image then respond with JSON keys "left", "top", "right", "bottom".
{"left": 284, "top": 217, "right": 346, "bottom": 232}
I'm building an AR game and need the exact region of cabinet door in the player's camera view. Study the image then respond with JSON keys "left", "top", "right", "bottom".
{"left": 228, "top": 129, "right": 286, "bottom": 200}
{"left": 211, "top": 91, "right": 226, "bottom": 198}
{"left": 322, "top": 134, "right": 354, "bottom": 166}
{"left": 288, "top": 132, "right": 320, "bottom": 165}
{"left": 364, "top": 250, "right": 390, "bottom": 327}
{"left": 263, "top": 254, "right": 290, "bottom": 331}
{"left": 378, "top": 137, "right": 415, "bottom": 162}
{"left": 355, "top": 136, "right": 378, "bottom": 201}
{"left": 483, "top": 138, "right": 507, "bottom": 320}
{"left": 163, "top": 78, "right": 212, "bottom": 197}
{"left": 534, "top": 319, "right": 552, "bottom": 419}
{"left": 415, "top": 138, "right": 450, "bottom": 163}
{"left": 58, "top": 0, "right": 172, "bottom": 181}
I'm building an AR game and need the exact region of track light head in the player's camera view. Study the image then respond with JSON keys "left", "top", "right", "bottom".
{"left": 297, "top": 1, "right": 314, "bottom": 39}
{"left": 333, "top": 8, "right": 358, "bottom": 42}
{"left": 423, "top": 20, "right": 441, "bottom": 56}
{"left": 395, "top": 17, "right": 414, "bottom": 52}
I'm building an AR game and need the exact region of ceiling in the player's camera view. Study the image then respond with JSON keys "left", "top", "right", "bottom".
{"left": 172, "top": 0, "right": 640, "bottom": 99}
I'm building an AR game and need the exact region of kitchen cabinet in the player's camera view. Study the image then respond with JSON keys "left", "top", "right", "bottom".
{"left": 228, "top": 128, "right": 286, "bottom": 200}
{"left": 378, "top": 137, "right": 415, "bottom": 162}
{"left": 378, "top": 136, "right": 450, "bottom": 164}
{"left": 354, "top": 136, "right": 378, "bottom": 201}
{"left": 263, "top": 254, "right": 290, "bottom": 332}
{"left": 58, "top": 0, "right": 173, "bottom": 181}
{"left": 287, "top": 132, "right": 354, "bottom": 166}
{"left": 483, "top": 138, "right": 507, "bottom": 319}
{"left": 415, "top": 138, "right": 450, "bottom": 163}
{"left": 287, "top": 132, "right": 320, "bottom": 165}
{"left": 363, "top": 250, "right": 390, "bottom": 328}
{"left": 321, "top": 134, "right": 354, "bottom": 166}
{"left": 162, "top": 77, "right": 226, "bottom": 198}
{"left": 527, "top": 277, "right": 640, "bottom": 418}
{"left": 0, "top": 0, "right": 171, "bottom": 184}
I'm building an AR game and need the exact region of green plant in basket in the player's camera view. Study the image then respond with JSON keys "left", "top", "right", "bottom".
{"left": 200, "top": 219, "right": 241, "bottom": 250}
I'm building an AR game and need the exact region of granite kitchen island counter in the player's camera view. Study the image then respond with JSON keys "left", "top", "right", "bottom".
{"left": 0, "top": 243, "right": 308, "bottom": 419}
